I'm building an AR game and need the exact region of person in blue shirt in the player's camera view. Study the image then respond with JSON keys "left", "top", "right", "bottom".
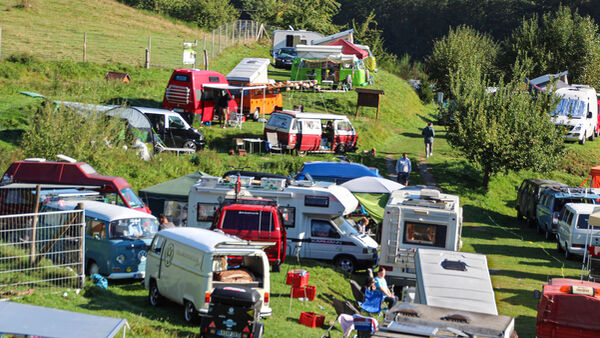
{"left": 396, "top": 152, "right": 411, "bottom": 185}
{"left": 374, "top": 267, "right": 397, "bottom": 308}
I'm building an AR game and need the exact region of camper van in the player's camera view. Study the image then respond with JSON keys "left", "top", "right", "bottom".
{"left": 414, "top": 248, "right": 498, "bottom": 316}
{"left": 188, "top": 175, "right": 378, "bottom": 272}
{"left": 42, "top": 200, "right": 159, "bottom": 279}
{"left": 264, "top": 110, "right": 358, "bottom": 154}
{"left": 161, "top": 69, "right": 238, "bottom": 123}
{"left": 2, "top": 159, "right": 151, "bottom": 214}
{"left": 379, "top": 189, "right": 463, "bottom": 286}
{"left": 552, "top": 85, "right": 599, "bottom": 145}
{"left": 272, "top": 30, "right": 324, "bottom": 55}
{"left": 557, "top": 203, "right": 600, "bottom": 259}
{"left": 145, "top": 227, "right": 272, "bottom": 322}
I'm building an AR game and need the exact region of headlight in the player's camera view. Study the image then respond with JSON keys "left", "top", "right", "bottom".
{"left": 138, "top": 250, "right": 147, "bottom": 262}
{"left": 574, "top": 125, "right": 582, "bottom": 131}
{"left": 116, "top": 254, "right": 126, "bottom": 264}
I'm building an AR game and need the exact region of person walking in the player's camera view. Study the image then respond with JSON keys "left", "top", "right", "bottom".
{"left": 422, "top": 122, "right": 435, "bottom": 157}
{"left": 396, "top": 152, "right": 411, "bottom": 185}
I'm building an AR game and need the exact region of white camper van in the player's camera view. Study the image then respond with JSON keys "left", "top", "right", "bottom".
{"left": 414, "top": 248, "right": 498, "bottom": 316}
{"left": 187, "top": 176, "right": 378, "bottom": 272}
{"left": 552, "top": 85, "right": 599, "bottom": 145}
{"left": 144, "top": 227, "right": 272, "bottom": 322}
{"left": 557, "top": 203, "right": 600, "bottom": 259}
{"left": 272, "top": 30, "right": 324, "bottom": 55}
{"left": 379, "top": 188, "right": 463, "bottom": 286}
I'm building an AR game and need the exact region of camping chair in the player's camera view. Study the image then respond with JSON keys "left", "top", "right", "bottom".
{"left": 321, "top": 298, "right": 361, "bottom": 338}
{"left": 358, "top": 289, "right": 384, "bottom": 316}
{"left": 265, "top": 132, "right": 283, "bottom": 154}
{"left": 228, "top": 110, "right": 244, "bottom": 129}
{"left": 349, "top": 280, "right": 365, "bottom": 306}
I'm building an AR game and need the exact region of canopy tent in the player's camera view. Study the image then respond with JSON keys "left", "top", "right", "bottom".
{"left": 105, "top": 106, "right": 156, "bottom": 143}
{"left": 139, "top": 171, "right": 207, "bottom": 223}
{"left": 341, "top": 177, "right": 404, "bottom": 223}
{"left": 328, "top": 39, "right": 369, "bottom": 59}
{"left": 0, "top": 301, "right": 128, "bottom": 338}
{"left": 203, "top": 83, "right": 268, "bottom": 123}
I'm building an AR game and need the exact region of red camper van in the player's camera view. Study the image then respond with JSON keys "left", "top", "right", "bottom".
{"left": 211, "top": 198, "right": 287, "bottom": 272}
{"left": 162, "top": 69, "right": 238, "bottom": 124}
{"left": 264, "top": 110, "right": 358, "bottom": 154}
{"left": 2, "top": 159, "right": 151, "bottom": 214}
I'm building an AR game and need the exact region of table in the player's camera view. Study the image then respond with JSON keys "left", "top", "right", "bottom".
{"left": 243, "top": 138, "right": 264, "bottom": 154}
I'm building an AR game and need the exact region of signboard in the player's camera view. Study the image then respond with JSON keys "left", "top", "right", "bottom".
{"left": 182, "top": 42, "right": 196, "bottom": 66}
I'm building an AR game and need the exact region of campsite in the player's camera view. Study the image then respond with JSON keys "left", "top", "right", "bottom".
{"left": 3, "top": 1, "right": 600, "bottom": 337}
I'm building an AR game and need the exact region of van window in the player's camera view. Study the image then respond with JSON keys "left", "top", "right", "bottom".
{"left": 280, "top": 206, "right": 295, "bottom": 228}
{"left": 197, "top": 203, "right": 218, "bottom": 222}
{"left": 174, "top": 74, "right": 190, "bottom": 82}
{"left": 109, "top": 217, "right": 158, "bottom": 239}
{"left": 332, "top": 216, "right": 359, "bottom": 236}
{"left": 86, "top": 218, "right": 106, "bottom": 238}
{"left": 209, "top": 76, "right": 220, "bottom": 82}
{"left": 302, "top": 119, "right": 321, "bottom": 132}
{"left": 403, "top": 221, "right": 447, "bottom": 248}
{"left": 222, "top": 210, "right": 274, "bottom": 231}
{"left": 202, "top": 89, "right": 216, "bottom": 101}
{"left": 555, "top": 197, "right": 596, "bottom": 212}
{"left": 163, "top": 201, "right": 187, "bottom": 227}
{"left": 150, "top": 236, "right": 164, "bottom": 253}
{"left": 336, "top": 121, "right": 352, "bottom": 131}
{"left": 566, "top": 211, "right": 574, "bottom": 225}
{"left": 168, "top": 116, "right": 186, "bottom": 129}
{"left": 121, "top": 188, "right": 145, "bottom": 209}
{"left": 266, "top": 114, "right": 292, "bottom": 129}
{"left": 305, "top": 195, "right": 329, "bottom": 207}
{"left": 576, "top": 214, "right": 591, "bottom": 229}
{"left": 311, "top": 220, "right": 340, "bottom": 238}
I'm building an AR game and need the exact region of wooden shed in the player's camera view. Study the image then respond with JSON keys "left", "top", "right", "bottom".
{"left": 104, "top": 71, "right": 131, "bottom": 83}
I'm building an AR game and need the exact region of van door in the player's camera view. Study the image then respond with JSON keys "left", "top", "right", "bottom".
{"left": 306, "top": 219, "right": 342, "bottom": 259}
{"left": 85, "top": 217, "right": 112, "bottom": 275}
{"left": 166, "top": 115, "right": 188, "bottom": 147}
{"left": 334, "top": 120, "right": 355, "bottom": 151}
{"left": 157, "top": 239, "right": 178, "bottom": 302}
{"left": 299, "top": 119, "right": 322, "bottom": 151}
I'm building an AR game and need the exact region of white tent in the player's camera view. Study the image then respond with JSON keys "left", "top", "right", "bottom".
{"left": 341, "top": 176, "right": 404, "bottom": 194}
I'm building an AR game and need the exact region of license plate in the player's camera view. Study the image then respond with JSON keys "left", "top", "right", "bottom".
{"left": 133, "top": 272, "right": 145, "bottom": 279}
{"left": 173, "top": 108, "right": 184, "bottom": 113}
{"left": 216, "top": 330, "right": 241, "bottom": 338}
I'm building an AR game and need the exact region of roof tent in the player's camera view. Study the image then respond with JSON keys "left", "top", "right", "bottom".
{"left": 328, "top": 40, "right": 368, "bottom": 59}
{"left": 0, "top": 301, "right": 128, "bottom": 338}
{"left": 226, "top": 58, "right": 271, "bottom": 84}
{"left": 415, "top": 248, "right": 498, "bottom": 315}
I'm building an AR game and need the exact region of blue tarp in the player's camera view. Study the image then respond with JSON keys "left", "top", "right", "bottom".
{"left": 296, "top": 162, "right": 381, "bottom": 183}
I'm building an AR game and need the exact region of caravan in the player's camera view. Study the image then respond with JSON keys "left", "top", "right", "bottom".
{"left": 187, "top": 175, "right": 378, "bottom": 272}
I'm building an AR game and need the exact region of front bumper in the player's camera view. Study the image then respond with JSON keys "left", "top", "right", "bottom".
{"left": 107, "top": 271, "right": 145, "bottom": 279}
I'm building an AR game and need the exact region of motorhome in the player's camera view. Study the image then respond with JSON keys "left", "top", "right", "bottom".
{"left": 2, "top": 159, "right": 151, "bottom": 214}
{"left": 414, "top": 248, "right": 498, "bottom": 316}
{"left": 145, "top": 227, "right": 272, "bottom": 322}
{"left": 272, "top": 30, "right": 324, "bottom": 55}
{"left": 379, "top": 188, "right": 463, "bottom": 286}
{"left": 187, "top": 175, "right": 378, "bottom": 272}
{"left": 264, "top": 110, "right": 358, "bottom": 154}
{"left": 551, "top": 85, "right": 599, "bottom": 145}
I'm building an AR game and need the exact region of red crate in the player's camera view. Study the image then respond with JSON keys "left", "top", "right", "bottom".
{"left": 286, "top": 269, "right": 309, "bottom": 288}
{"left": 299, "top": 311, "right": 325, "bottom": 328}
{"left": 290, "top": 285, "right": 316, "bottom": 301}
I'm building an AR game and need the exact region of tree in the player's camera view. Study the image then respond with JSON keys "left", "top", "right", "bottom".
{"left": 446, "top": 63, "right": 565, "bottom": 189}
{"left": 425, "top": 25, "right": 499, "bottom": 97}
{"left": 501, "top": 5, "right": 600, "bottom": 88}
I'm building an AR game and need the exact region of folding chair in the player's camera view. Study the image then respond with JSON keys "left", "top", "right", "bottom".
{"left": 265, "top": 132, "right": 283, "bottom": 154}
{"left": 321, "top": 298, "right": 360, "bottom": 338}
{"left": 349, "top": 279, "right": 365, "bottom": 306}
{"left": 358, "top": 289, "right": 384, "bottom": 317}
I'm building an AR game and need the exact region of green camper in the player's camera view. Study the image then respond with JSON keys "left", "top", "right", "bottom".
{"left": 290, "top": 58, "right": 369, "bottom": 90}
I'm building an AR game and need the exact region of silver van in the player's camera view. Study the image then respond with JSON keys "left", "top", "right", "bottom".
{"left": 557, "top": 203, "right": 600, "bottom": 259}
{"left": 145, "top": 228, "right": 272, "bottom": 322}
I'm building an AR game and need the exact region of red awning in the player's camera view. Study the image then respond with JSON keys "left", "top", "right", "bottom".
{"left": 591, "top": 165, "right": 600, "bottom": 188}
{"left": 328, "top": 40, "right": 369, "bottom": 59}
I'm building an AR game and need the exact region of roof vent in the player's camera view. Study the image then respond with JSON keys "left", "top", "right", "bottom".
{"left": 420, "top": 189, "right": 440, "bottom": 199}
{"left": 440, "top": 314, "right": 470, "bottom": 324}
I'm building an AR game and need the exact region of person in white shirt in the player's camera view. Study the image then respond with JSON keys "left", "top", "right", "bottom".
{"left": 396, "top": 152, "right": 411, "bottom": 185}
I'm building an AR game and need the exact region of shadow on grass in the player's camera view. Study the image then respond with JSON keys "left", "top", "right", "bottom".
{"left": 427, "top": 160, "right": 487, "bottom": 195}
{"left": 0, "top": 129, "right": 25, "bottom": 146}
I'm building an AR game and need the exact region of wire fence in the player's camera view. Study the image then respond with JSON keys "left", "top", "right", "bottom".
{"left": 0, "top": 209, "right": 85, "bottom": 297}
{"left": 0, "top": 20, "right": 268, "bottom": 69}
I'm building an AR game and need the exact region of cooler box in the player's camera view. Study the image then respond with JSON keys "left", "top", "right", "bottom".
{"left": 201, "top": 286, "right": 263, "bottom": 338}
{"left": 286, "top": 269, "right": 309, "bottom": 288}
{"left": 290, "top": 285, "right": 316, "bottom": 301}
{"left": 299, "top": 311, "right": 325, "bottom": 328}
{"left": 536, "top": 278, "right": 600, "bottom": 338}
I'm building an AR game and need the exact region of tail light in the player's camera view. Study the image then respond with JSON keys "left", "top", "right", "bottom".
{"left": 264, "top": 292, "right": 269, "bottom": 304}
{"left": 205, "top": 292, "right": 211, "bottom": 304}
{"left": 573, "top": 244, "right": 584, "bottom": 248}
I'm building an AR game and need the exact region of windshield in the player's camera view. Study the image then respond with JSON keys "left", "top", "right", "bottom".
{"left": 552, "top": 98, "right": 587, "bottom": 118}
{"left": 332, "top": 216, "right": 359, "bottom": 236}
{"left": 121, "top": 187, "right": 145, "bottom": 208}
{"left": 109, "top": 217, "right": 158, "bottom": 239}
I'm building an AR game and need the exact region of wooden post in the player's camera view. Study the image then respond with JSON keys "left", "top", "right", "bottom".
{"left": 376, "top": 101, "right": 380, "bottom": 120}
{"left": 0, "top": 27, "right": 3, "bottom": 60}
{"left": 147, "top": 36, "right": 151, "bottom": 67}
{"left": 145, "top": 48, "right": 150, "bottom": 69}
{"left": 29, "top": 184, "right": 41, "bottom": 264}
{"left": 355, "top": 106, "right": 360, "bottom": 119}
{"left": 225, "top": 24, "right": 228, "bottom": 48}
{"left": 219, "top": 26, "right": 222, "bottom": 54}
{"left": 204, "top": 49, "right": 208, "bottom": 70}
{"left": 212, "top": 30, "right": 215, "bottom": 57}
{"left": 83, "top": 32, "right": 87, "bottom": 63}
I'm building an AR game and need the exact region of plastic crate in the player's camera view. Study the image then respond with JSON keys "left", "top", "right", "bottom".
{"left": 290, "top": 285, "right": 316, "bottom": 301}
{"left": 286, "top": 269, "right": 309, "bottom": 288}
{"left": 299, "top": 311, "right": 325, "bottom": 328}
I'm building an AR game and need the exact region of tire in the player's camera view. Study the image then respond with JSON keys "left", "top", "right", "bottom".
{"left": 545, "top": 229, "right": 553, "bottom": 241}
{"left": 335, "top": 255, "right": 356, "bottom": 273}
{"left": 148, "top": 280, "right": 162, "bottom": 307}
{"left": 253, "top": 323, "right": 264, "bottom": 338}
{"left": 527, "top": 217, "right": 536, "bottom": 228}
{"left": 253, "top": 108, "right": 260, "bottom": 121}
{"left": 184, "top": 300, "right": 197, "bottom": 323}
{"left": 557, "top": 238, "right": 564, "bottom": 253}
{"left": 580, "top": 133, "right": 586, "bottom": 145}
{"left": 272, "top": 263, "right": 281, "bottom": 273}
{"left": 86, "top": 261, "right": 99, "bottom": 276}
{"left": 335, "top": 143, "right": 347, "bottom": 154}
{"left": 183, "top": 140, "right": 198, "bottom": 152}
{"left": 564, "top": 243, "right": 572, "bottom": 260}
{"left": 591, "top": 130, "right": 595, "bottom": 141}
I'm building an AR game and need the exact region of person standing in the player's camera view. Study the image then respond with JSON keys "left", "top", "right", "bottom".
{"left": 422, "top": 122, "right": 435, "bottom": 157}
{"left": 158, "top": 214, "right": 175, "bottom": 231}
{"left": 396, "top": 152, "right": 411, "bottom": 185}
{"left": 217, "top": 90, "right": 230, "bottom": 128}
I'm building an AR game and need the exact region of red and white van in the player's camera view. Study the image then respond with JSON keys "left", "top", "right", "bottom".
{"left": 2, "top": 159, "right": 151, "bottom": 214}
{"left": 211, "top": 198, "right": 286, "bottom": 272}
{"left": 162, "top": 69, "right": 238, "bottom": 123}
{"left": 264, "top": 110, "right": 358, "bottom": 154}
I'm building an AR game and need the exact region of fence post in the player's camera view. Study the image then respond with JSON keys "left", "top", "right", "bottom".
{"left": 219, "top": 26, "right": 222, "bottom": 54}
{"left": 29, "top": 185, "right": 41, "bottom": 264}
{"left": 148, "top": 36, "right": 151, "bottom": 66}
{"left": 83, "top": 32, "right": 87, "bottom": 63}
{"left": 77, "top": 202, "right": 84, "bottom": 288}
{"left": 212, "top": 30, "right": 215, "bottom": 58}
{"left": 204, "top": 49, "right": 208, "bottom": 70}
{"left": 225, "top": 24, "right": 228, "bottom": 48}
{"left": 145, "top": 48, "right": 150, "bottom": 69}
{"left": 0, "top": 27, "right": 2, "bottom": 60}
{"left": 232, "top": 22, "right": 235, "bottom": 45}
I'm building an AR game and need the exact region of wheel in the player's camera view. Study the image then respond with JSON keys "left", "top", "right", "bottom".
{"left": 335, "top": 143, "right": 347, "bottom": 154}
{"left": 591, "top": 130, "right": 595, "bottom": 141}
{"left": 335, "top": 256, "right": 356, "bottom": 273}
{"left": 86, "top": 261, "right": 99, "bottom": 276}
{"left": 564, "top": 243, "right": 572, "bottom": 260}
{"left": 527, "top": 217, "right": 536, "bottom": 228}
{"left": 557, "top": 238, "right": 564, "bottom": 253}
{"left": 184, "top": 300, "right": 196, "bottom": 323}
{"left": 148, "top": 280, "right": 162, "bottom": 306}
{"left": 253, "top": 323, "right": 264, "bottom": 338}
{"left": 272, "top": 263, "right": 281, "bottom": 273}
{"left": 580, "top": 133, "right": 586, "bottom": 145}
{"left": 595, "top": 128, "right": 599, "bottom": 138}
{"left": 545, "top": 229, "right": 553, "bottom": 241}
{"left": 253, "top": 108, "right": 260, "bottom": 121}
{"left": 183, "top": 140, "right": 198, "bottom": 152}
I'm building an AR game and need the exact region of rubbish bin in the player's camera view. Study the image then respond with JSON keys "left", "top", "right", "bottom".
{"left": 200, "top": 286, "right": 264, "bottom": 338}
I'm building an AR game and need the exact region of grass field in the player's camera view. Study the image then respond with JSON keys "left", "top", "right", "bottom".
{"left": 1, "top": 2, "right": 600, "bottom": 337}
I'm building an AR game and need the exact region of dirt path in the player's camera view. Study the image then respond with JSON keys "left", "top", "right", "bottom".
{"left": 385, "top": 155, "right": 437, "bottom": 187}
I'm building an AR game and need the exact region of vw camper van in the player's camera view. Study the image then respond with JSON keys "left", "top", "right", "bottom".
{"left": 264, "top": 110, "right": 358, "bottom": 154}
{"left": 557, "top": 203, "right": 600, "bottom": 259}
{"left": 145, "top": 227, "right": 272, "bottom": 322}
{"left": 42, "top": 200, "right": 159, "bottom": 279}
